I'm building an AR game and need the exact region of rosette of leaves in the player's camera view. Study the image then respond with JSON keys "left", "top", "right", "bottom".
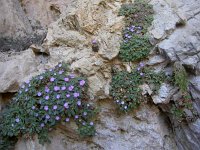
{"left": 0, "top": 62, "right": 96, "bottom": 147}
{"left": 110, "top": 63, "right": 165, "bottom": 112}
{"left": 118, "top": 0, "right": 154, "bottom": 62}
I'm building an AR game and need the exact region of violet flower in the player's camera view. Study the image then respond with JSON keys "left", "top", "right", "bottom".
{"left": 56, "top": 94, "right": 60, "bottom": 99}
{"left": 40, "top": 123, "right": 44, "bottom": 127}
{"left": 61, "top": 86, "right": 66, "bottom": 90}
{"left": 64, "top": 102, "right": 69, "bottom": 108}
{"left": 90, "top": 122, "right": 94, "bottom": 126}
{"left": 55, "top": 116, "right": 60, "bottom": 120}
{"left": 32, "top": 106, "right": 35, "bottom": 110}
{"left": 79, "top": 80, "right": 85, "bottom": 86}
{"left": 15, "top": 118, "right": 20, "bottom": 123}
{"left": 45, "top": 115, "right": 50, "bottom": 120}
{"left": 73, "top": 92, "right": 80, "bottom": 98}
{"left": 37, "top": 92, "right": 42, "bottom": 97}
{"left": 77, "top": 101, "right": 81, "bottom": 106}
{"left": 66, "top": 94, "right": 70, "bottom": 98}
{"left": 53, "top": 105, "right": 57, "bottom": 110}
{"left": 50, "top": 77, "right": 55, "bottom": 82}
{"left": 44, "top": 106, "right": 48, "bottom": 111}
{"left": 54, "top": 86, "right": 60, "bottom": 91}
{"left": 64, "top": 77, "right": 69, "bottom": 82}
{"left": 45, "top": 95, "right": 49, "bottom": 100}
{"left": 65, "top": 118, "right": 70, "bottom": 122}
{"left": 68, "top": 85, "right": 74, "bottom": 91}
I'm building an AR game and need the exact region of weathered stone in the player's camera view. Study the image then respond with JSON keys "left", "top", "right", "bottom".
{"left": 152, "top": 83, "right": 177, "bottom": 104}
{"left": 0, "top": 50, "right": 38, "bottom": 93}
{"left": 0, "top": 0, "right": 46, "bottom": 52}
{"left": 15, "top": 102, "right": 177, "bottom": 150}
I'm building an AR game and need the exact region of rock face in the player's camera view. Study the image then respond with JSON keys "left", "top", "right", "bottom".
{"left": 149, "top": 0, "right": 200, "bottom": 149}
{"left": 0, "top": 0, "right": 46, "bottom": 52}
{"left": 0, "top": 0, "right": 200, "bottom": 149}
{"left": 15, "top": 102, "right": 176, "bottom": 150}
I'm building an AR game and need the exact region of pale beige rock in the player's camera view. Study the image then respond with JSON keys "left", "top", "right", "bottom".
{"left": 0, "top": 50, "right": 38, "bottom": 93}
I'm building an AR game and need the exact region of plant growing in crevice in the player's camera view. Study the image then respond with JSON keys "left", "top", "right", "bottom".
{"left": 0, "top": 62, "right": 96, "bottom": 149}
{"left": 118, "top": 0, "right": 154, "bottom": 62}
{"left": 110, "top": 63, "right": 165, "bottom": 112}
{"left": 170, "top": 62, "right": 198, "bottom": 122}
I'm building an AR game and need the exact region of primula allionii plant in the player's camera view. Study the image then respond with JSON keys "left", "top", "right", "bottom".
{"left": 0, "top": 62, "right": 96, "bottom": 148}
{"left": 110, "top": 63, "right": 165, "bottom": 112}
{"left": 118, "top": 0, "right": 154, "bottom": 62}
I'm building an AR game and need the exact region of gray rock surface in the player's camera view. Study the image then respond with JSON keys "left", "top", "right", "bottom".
{"left": 0, "top": 0, "right": 46, "bottom": 52}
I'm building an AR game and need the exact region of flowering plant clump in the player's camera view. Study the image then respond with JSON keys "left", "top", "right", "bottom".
{"left": 110, "top": 63, "right": 165, "bottom": 112}
{"left": 118, "top": 0, "right": 154, "bottom": 62}
{"left": 0, "top": 62, "right": 96, "bottom": 147}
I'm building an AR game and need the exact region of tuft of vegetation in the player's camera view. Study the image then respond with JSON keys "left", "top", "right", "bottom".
{"left": 119, "top": 34, "right": 152, "bottom": 62}
{"left": 173, "top": 62, "right": 188, "bottom": 93}
{"left": 118, "top": 0, "right": 154, "bottom": 62}
{"left": 0, "top": 62, "right": 96, "bottom": 149}
{"left": 110, "top": 63, "right": 165, "bottom": 112}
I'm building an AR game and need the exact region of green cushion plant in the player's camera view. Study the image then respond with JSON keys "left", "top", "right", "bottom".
{"left": 0, "top": 62, "right": 96, "bottom": 149}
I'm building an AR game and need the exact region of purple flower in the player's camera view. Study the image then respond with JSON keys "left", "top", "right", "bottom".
{"left": 45, "top": 115, "right": 50, "bottom": 119}
{"left": 39, "top": 76, "right": 43, "bottom": 80}
{"left": 82, "top": 122, "right": 86, "bottom": 126}
{"left": 137, "top": 67, "right": 141, "bottom": 71}
{"left": 92, "top": 39, "right": 97, "bottom": 44}
{"left": 45, "top": 87, "right": 50, "bottom": 93}
{"left": 45, "top": 95, "right": 49, "bottom": 100}
{"left": 40, "top": 123, "right": 44, "bottom": 127}
{"left": 49, "top": 69, "right": 53, "bottom": 72}
{"left": 77, "top": 101, "right": 81, "bottom": 106}
{"left": 83, "top": 112, "right": 87, "bottom": 116}
{"left": 140, "top": 72, "right": 144, "bottom": 76}
{"left": 25, "top": 80, "right": 30, "bottom": 84}
{"left": 37, "top": 92, "right": 42, "bottom": 97}
{"left": 65, "top": 118, "right": 70, "bottom": 122}
{"left": 75, "top": 115, "right": 79, "bottom": 119}
{"left": 90, "top": 122, "right": 94, "bottom": 126}
{"left": 44, "top": 106, "right": 48, "bottom": 111}
{"left": 32, "top": 106, "right": 35, "bottom": 110}
{"left": 53, "top": 105, "right": 57, "bottom": 110}
{"left": 61, "top": 86, "right": 66, "bottom": 90}
{"left": 55, "top": 116, "right": 60, "bottom": 120}
{"left": 127, "top": 35, "right": 132, "bottom": 39}
{"left": 116, "top": 100, "right": 120, "bottom": 103}
{"left": 124, "top": 106, "right": 128, "bottom": 109}
{"left": 66, "top": 94, "right": 70, "bottom": 98}
{"left": 121, "top": 101, "right": 125, "bottom": 105}
{"left": 73, "top": 92, "right": 80, "bottom": 98}
{"left": 58, "top": 64, "right": 62, "bottom": 67}
{"left": 79, "top": 80, "right": 86, "bottom": 86}
{"left": 54, "top": 86, "right": 60, "bottom": 91}
{"left": 35, "top": 113, "right": 39, "bottom": 117}
{"left": 68, "top": 85, "right": 74, "bottom": 91}
{"left": 130, "top": 28, "right": 135, "bottom": 32}
{"left": 69, "top": 74, "right": 75, "bottom": 78}
{"left": 64, "top": 77, "right": 69, "bottom": 82}
{"left": 50, "top": 77, "right": 55, "bottom": 82}
{"left": 125, "top": 34, "right": 129, "bottom": 37}
{"left": 139, "top": 62, "right": 145, "bottom": 67}
{"left": 15, "top": 118, "right": 20, "bottom": 123}
{"left": 59, "top": 70, "right": 64, "bottom": 74}
{"left": 64, "top": 102, "right": 69, "bottom": 108}
{"left": 21, "top": 85, "right": 25, "bottom": 89}
{"left": 25, "top": 88, "right": 28, "bottom": 92}
{"left": 56, "top": 94, "right": 60, "bottom": 99}
{"left": 19, "top": 90, "right": 22, "bottom": 94}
